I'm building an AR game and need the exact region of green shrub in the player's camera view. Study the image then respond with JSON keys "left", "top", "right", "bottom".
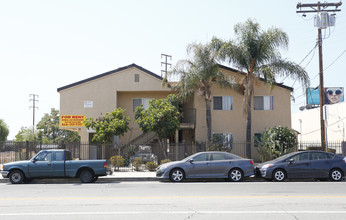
{"left": 132, "top": 158, "right": 142, "bottom": 171}
{"left": 110, "top": 155, "right": 125, "bottom": 171}
{"left": 146, "top": 162, "right": 158, "bottom": 171}
{"left": 257, "top": 126, "right": 297, "bottom": 162}
{"left": 160, "top": 159, "right": 171, "bottom": 165}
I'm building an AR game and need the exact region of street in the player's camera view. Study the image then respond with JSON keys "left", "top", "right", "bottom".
{"left": 0, "top": 180, "right": 345, "bottom": 220}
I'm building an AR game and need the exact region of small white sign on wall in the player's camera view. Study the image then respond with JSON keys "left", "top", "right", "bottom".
{"left": 84, "top": 101, "right": 93, "bottom": 108}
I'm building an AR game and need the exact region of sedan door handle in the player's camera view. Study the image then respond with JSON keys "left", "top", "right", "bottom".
{"left": 47, "top": 163, "right": 52, "bottom": 166}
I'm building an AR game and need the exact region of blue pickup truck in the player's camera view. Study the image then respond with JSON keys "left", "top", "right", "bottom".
{"left": 0, "top": 149, "right": 108, "bottom": 184}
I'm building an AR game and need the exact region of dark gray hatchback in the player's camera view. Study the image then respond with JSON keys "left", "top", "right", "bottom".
{"left": 256, "top": 150, "right": 346, "bottom": 181}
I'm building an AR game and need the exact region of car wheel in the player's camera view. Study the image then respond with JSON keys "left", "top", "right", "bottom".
{"left": 272, "top": 169, "right": 286, "bottom": 182}
{"left": 169, "top": 169, "right": 184, "bottom": 182}
{"left": 79, "top": 170, "right": 94, "bottom": 183}
{"left": 329, "top": 169, "right": 343, "bottom": 181}
{"left": 228, "top": 168, "right": 244, "bottom": 182}
{"left": 9, "top": 170, "right": 25, "bottom": 184}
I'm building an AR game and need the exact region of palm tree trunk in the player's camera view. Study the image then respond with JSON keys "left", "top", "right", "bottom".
{"left": 206, "top": 99, "right": 212, "bottom": 143}
{"left": 245, "top": 102, "right": 252, "bottom": 159}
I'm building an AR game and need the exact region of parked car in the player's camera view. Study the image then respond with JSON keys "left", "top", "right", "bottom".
{"left": 0, "top": 149, "right": 109, "bottom": 184}
{"left": 156, "top": 151, "right": 254, "bottom": 182}
{"left": 256, "top": 150, "right": 346, "bottom": 181}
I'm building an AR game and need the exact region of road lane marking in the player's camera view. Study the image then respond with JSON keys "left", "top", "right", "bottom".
{"left": 0, "top": 195, "right": 346, "bottom": 200}
{"left": 2, "top": 211, "right": 346, "bottom": 216}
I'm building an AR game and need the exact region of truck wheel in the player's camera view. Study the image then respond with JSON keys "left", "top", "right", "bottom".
{"left": 80, "top": 170, "right": 94, "bottom": 183}
{"left": 9, "top": 170, "right": 25, "bottom": 184}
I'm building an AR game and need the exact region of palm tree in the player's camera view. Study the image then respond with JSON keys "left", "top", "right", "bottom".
{"left": 168, "top": 42, "right": 238, "bottom": 143}
{"left": 212, "top": 19, "right": 309, "bottom": 158}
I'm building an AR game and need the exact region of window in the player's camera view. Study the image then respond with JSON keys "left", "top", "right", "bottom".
{"left": 193, "top": 153, "right": 209, "bottom": 162}
{"left": 254, "top": 96, "right": 274, "bottom": 110}
{"left": 135, "top": 74, "right": 139, "bottom": 82}
{"left": 286, "top": 152, "right": 309, "bottom": 162}
{"left": 133, "top": 98, "right": 151, "bottom": 112}
{"left": 35, "top": 151, "right": 52, "bottom": 162}
{"left": 213, "top": 96, "right": 233, "bottom": 110}
{"left": 55, "top": 151, "right": 65, "bottom": 161}
{"left": 311, "top": 152, "right": 327, "bottom": 160}
{"left": 254, "top": 133, "right": 262, "bottom": 147}
{"left": 213, "top": 133, "right": 233, "bottom": 148}
{"left": 212, "top": 153, "right": 227, "bottom": 161}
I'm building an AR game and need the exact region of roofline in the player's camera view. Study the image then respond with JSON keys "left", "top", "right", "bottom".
{"left": 57, "top": 63, "right": 163, "bottom": 92}
{"left": 218, "top": 64, "right": 294, "bottom": 92}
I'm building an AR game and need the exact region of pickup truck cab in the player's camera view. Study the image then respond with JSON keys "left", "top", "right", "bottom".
{"left": 0, "top": 149, "right": 108, "bottom": 184}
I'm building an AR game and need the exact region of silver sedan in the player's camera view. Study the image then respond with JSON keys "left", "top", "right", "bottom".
{"left": 156, "top": 151, "right": 255, "bottom": 182}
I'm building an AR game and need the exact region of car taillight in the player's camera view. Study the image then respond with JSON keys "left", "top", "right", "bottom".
{"left": 249, "top": 160, "right": 254, "bottom": 165}
{"left": 104, "top": 162, "right": 108, "bottom": 168}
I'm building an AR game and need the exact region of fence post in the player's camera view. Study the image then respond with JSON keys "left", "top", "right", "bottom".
{"left": 26, "top": 141, "right": 29, "bottom": 160}
{"left": 342, "top": 141, "right": 346, "bottom": 156}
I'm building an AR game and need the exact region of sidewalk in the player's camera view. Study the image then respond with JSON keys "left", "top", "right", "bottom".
{"left": 0, "top": 171, "right": 158, "bottom": 183}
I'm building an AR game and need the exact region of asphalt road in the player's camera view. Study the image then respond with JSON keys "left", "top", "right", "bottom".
{"left": 1, "top": 180, "right": 346, "bottom": 220}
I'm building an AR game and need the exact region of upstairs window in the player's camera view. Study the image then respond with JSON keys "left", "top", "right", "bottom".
{"left": 254, "top": 96, "right": 274, "bottom": 110}
{"left": 213, "top": 96, "right": 233, "bottom": 110}
{"left": 134, "top": 74, "right": 140, "bottom": 82}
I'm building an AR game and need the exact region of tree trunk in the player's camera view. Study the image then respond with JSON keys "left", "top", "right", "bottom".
{"left": 158, "top": 138, "right": 168, "bottom": 159}
{"left": 206, "top": 99, "right": 212, "bottom": 142}
{"left": 245, "top": 102, "right": 252, "bottom": 159}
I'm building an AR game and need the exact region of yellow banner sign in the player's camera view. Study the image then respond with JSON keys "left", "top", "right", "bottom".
{"left": 60, "top": 115, "right": 85, "bottom": 127}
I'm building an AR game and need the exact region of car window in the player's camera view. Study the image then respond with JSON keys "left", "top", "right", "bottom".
{"left": 55, "top": 151, "right": 65, "bottom": 161}
{"left": 193, "top": 153, "right": 209, "bottom": 162}
{"left": 35, "top": 151, "right": 52, "bottom": 162}
{"left": 212, "top": 153, "right": 226, "bottom": 161}
{"left": 327, "top": 153, "right": 335, "bottom": 159}
{"left": 287, "top": 152, "right": 309, "bottom": 162}
{"left": 311, "top": 152, "right": 327, "bottom": 160}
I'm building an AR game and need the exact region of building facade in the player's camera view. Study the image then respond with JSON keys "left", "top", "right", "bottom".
{"left": 58, "top": 63, "right": 293, "bottom": 160}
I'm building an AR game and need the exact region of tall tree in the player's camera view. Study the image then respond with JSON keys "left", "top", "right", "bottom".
{"left": 212, "top": 19, "right": 309, "bottom": 158}
{"left": 15, "top": 127, "right": 37, "bottom": 142}
{"left": 135, "top": 94, "right": 180, "bottom": 159}
{"left": 36, "top": 108, "right": 80, "bottom": 143}
{"left": 0, "top": 119, "right": 9, "bottom": 141}
{"left": 168, "top": 42, "right": 238, "bottom": 142}
{"left": 84, "top": 108, "right": 130, "bottom": 144}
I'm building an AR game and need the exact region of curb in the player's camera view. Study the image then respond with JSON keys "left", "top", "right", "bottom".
{"left": 0, "top": 177, "right": 158, "bottom": 184}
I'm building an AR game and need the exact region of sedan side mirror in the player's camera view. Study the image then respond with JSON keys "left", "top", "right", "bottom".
{"left": 289, "top": 158, "right": 294, "bottom": 164}
{"left": 188, "top": 159, "right": 194, "bottom": 164}
{"left": 32, "top": 158, "right": 38, "bottom": 163}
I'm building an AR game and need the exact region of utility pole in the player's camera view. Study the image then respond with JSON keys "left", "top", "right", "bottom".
{"left": 29, "top": 94, "right": 39, "bottom": 131}
{"left": 161, "top": 54, "right": 172, "bottom": 77}
{"left": 296, "top": 1, "right": 342, "bottom": 152}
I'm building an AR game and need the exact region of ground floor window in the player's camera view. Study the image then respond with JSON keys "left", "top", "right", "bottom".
{"left": 212, "top": 133, "right": 233, "bottom": 148}
{"left": 133, "top": 98, "right": 152, "bottom": 111}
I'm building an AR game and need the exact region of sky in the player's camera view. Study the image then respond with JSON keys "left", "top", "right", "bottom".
{"left": 1, "top": 0, "right": 345, "bottom": 140}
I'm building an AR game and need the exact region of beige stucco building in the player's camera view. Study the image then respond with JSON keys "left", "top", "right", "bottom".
{"left": 58, "top": 63, "right": 293, "bottom": 160}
